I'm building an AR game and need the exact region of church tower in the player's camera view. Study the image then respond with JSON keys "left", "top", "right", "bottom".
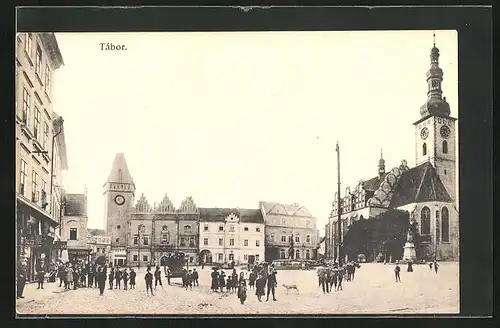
{"left": 413, "top": 34, "right": 457, "bottom": 201}
{"left": 103, "top": 153, "right": 136, "bottom": 247}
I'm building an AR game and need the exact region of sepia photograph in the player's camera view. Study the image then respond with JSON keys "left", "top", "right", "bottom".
{"left": 15, "top": 27, "right": 461, "bottom": 316}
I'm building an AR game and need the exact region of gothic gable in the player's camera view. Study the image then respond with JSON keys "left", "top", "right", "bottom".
{"left": 135, "top": 193, "right": 152, "bottom": 212}
{"left": 179, "top": 196, "right": 199, "bottom": 213}
{"left": 155, "top": 193, "right": 176, "bottom": 213}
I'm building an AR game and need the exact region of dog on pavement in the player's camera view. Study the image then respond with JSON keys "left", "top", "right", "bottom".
{"left": 282, "top": 284, "right": 299, "bottom": 294}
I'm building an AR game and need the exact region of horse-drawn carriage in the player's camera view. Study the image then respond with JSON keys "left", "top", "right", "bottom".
{"left": 161, "top": 251, "right": 187, "bottom": 284}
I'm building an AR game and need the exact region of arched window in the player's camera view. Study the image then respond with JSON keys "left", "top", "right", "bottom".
{"left": 420, "top": 206, "right": 431, "bottom": 235}
{"left": 442, "top": 140, "right": 448, "bottom": 154}
{"left": 279, "top": 249, "right": 286, "bottom": 259}
{"left": 138, "top": 224, "right": 145, "bottom": 233}
{"left": 305, "top": 249, "right": 311, "bottom": 260}
{"left": 441, "top": 207, "right": 450, "bottom": 242}
{"left": 422, "top": 143, "right": 427, "bottom": 156}
{"left": 295, "top": 249, "right": 300, "bottom": 259}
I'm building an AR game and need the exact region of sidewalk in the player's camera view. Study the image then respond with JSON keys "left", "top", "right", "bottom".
{"left": 16, "top": 281, "right": 68, "bottom": 307}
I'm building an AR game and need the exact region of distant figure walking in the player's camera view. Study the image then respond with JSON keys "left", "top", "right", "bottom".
{"left": 434, "top": 260, "right": 439, "bottom": 274}
{"left": 145, "top": 267, "right": 154, "bottom": 296}
{"left": 429, "top": 262, "right": 433, "bottom": 270}
{"left": 192, "top": 269, "right": 199, "bottom": 286}
{"left": 96, "top": 265, "right": 106, "bottom": 296}
{"left": 336, "top": 267, "right": 344, "bottom": 291}
{"left": 395, "top": 263, "right": 401, "bottom": 282}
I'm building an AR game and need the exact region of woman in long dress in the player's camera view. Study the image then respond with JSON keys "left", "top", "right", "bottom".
{"left": 210, "top": 269, "right": 219, "bottom": 292}
{"left": 237, "top": 272, "right": 247, "bottom": 304}
{"left": 66, "top": 264, "right": 74, "bottom": 290}
{"left": 255, "top": 273, "right": 266, "bottom": 302}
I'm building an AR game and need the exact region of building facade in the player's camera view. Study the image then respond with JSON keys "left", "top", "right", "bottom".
{"left": 325, "top": 40, "right": 459, "bottom": 262}
{"left": 61, "top": 191, "right": 91, "bottom": 262}
{"left": 15, "top": 32, "right": 66, "bottom": 281}
{"left": 88, "top": 235, "right": 111, "bottom": 263}
{"left": 260, "top": 202, "right": 320, "bottom": 263}
{"left": 199, "top": 208, "right": 265, "bottom": 265}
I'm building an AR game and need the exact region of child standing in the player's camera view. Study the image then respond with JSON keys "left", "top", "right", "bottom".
{"left": 145, "top": 267, "right": 154, "bottom": 296}
{"left": 129, "top": 268, "right": 136, "bottom": 289}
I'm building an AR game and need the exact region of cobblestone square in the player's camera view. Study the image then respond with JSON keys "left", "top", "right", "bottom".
{"left": 16, "top": 262, "right": 459, "bottom": 315}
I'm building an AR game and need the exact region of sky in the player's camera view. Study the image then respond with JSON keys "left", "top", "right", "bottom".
{"left": 52, "top": 30, "right": 458, "bottom": 232}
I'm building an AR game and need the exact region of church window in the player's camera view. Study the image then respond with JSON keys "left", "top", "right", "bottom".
{"left": 420, "top": 207, "right": 431, "bottom": 235}
{"left": 442, "top": 207, "right": 450, "bottom": 242}
{"left": 442, "top": 140, "right": 448, "bottom": 154}
{"left": 422, "top": 143, "right": 427, "bottom": 156}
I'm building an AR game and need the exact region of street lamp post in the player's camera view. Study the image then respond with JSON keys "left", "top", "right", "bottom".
{"left": 336, "top": 142, "right": 343, "bottom": 267}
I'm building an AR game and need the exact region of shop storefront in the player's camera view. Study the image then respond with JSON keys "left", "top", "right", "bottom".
{"left": 17, "top": 196, "right": 59, "bottom": 282}
{"left": 68, "top": 247, "right": 92, "bottom": 263}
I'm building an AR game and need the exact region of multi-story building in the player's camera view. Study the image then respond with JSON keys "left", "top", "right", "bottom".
{"left": 199, "top": 208, "right": 265, "bottom": 265}
{"left": 260, "top": 202, "right": 320, "bottom": 263}
{"left": 61, "top": 191, "right": 91, "bottom": 262}
{"left": 125, "top": 194, "right": 200, "bottom": 267}
{"left": 15, "top": 32, "right": 66, "bottom": 281}
{"left": 325, "top": 39, "right": 459, "bottom": 262}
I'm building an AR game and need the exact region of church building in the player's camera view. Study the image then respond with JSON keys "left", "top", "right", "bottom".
{"left": 325, "top": 38, "right": 459, "bottom": 262}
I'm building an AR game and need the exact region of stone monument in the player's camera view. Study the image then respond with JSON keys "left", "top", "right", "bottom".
{"left": 403, "top": 227, "right": 417, "bottom": 261}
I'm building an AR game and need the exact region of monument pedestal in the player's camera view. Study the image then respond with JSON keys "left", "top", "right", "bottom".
{"left": 403, "top": 242, "right": 417, "bottom": 261}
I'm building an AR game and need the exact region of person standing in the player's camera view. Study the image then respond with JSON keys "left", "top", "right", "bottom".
{"left": 255, "top": 273, "right": 265, "bottom": 302}
{"left": 186, "top": 270, "right": 193, "bottom": 290}
{"left": 331, "top": 268, "right": 338, "bottom": 291}
{"left": 192, "top": 268, "right": 199, "bottom": 286}
{"left": 237, "top": 272, "right": 247, "bottom": 304}
{"left": 108, "top": 267, "right": 115, "bottom": 290}
{"left": 154, "top": 265, "right": 163, "bottom": 290}
{"left": 88, "top": 264, "right": 94, "bottom": 289}
{"left": 434, "top": 260, "right": 439, "bottom": 274}
{"left": 219, "top": 270, "right": 226, "bottom": 293}
{"left": 115, "top": 268, "right": 122, "bottom": 289}
{"left": 429, "top": 262, "right": 433, "bottom": 270}
{"left": 122, "top": 268, "right": 129, "bottom": 290}
{"left": 66, "top": 264, "right": 74, "bottom": 290}
{"left": 407, "top": 260, "right": 414, "bottom": 272}
{"left": 17, "top": 258, "right": 27, "bottom": 299}
{"left": 96, "top": 265, "right": 106, "bottom": 296}
{"left": 129, "top": 268, "right": 136, "bottom": 289}
{"left": 211, "top": 268, "right": 219, "bottom": 292}
{"left": 36, "top": 259, "right": 45, "bottom": 290}
{"left": 248, "top": 270, "right": 256, "bottom": 290}
{"left": 57, "top": 263, "right": 65, "bottom": 287}
{"left": 145, "top": 267, "right": 154, "bottom": 296}
{"left": 266, "top": 265, "right": 278, "bottom": 301}
{"left": 73, "top": 268, "right": 79, "bottom": 290}
{"left": 337, "top": 267, "right": 344, "bottom": 291}
{"left": 395, "top": 262, "right": 401, "bottom": 282}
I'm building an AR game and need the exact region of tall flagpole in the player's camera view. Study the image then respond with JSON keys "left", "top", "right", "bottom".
{"left": 336, "top": 141, "right": 343, "bottom": 267}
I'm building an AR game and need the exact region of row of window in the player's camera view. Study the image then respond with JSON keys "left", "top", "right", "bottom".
{"left": 422, "top": 140, "right": 448, "bottom": 156}
{"left": 19, "top": 159, "right": 47, "bottom": 204}
{"left": 23, "top": 33, "right": 52, "bottom": 94}
{"left": 268, "top": 233, "right": 312, "bottom": 244}
{"left": 203, "top": 238, "right": 261, "bottom": 247}
{"left": 203, "top": 224, "right": 262, "bottom": 233}
{"left": 21, "top": 87, "right": 51, "bottom": 149}
{"left": 420, "top": 206, "right": 450, "bottom": 242}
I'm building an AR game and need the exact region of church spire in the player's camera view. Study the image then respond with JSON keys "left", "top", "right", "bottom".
{"left": 420, "top": 32, "right": 451, "bottom": 117}
{"left": 106, "top": 153, "right": 135, "bottom": 185}
{"left": 378, "top": 149, "right": 385, "bottom": 178}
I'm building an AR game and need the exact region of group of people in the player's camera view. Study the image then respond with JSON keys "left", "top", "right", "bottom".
{"left": 317, "top": 262, "right": 354, "bottom": 294}
{"left": 394, "top": 259, "right": 440, "bottom": 282}
{"left": 210, "top": 262, "right": 278, "bottom": 303}
{"left": 107, "top": 267, "right": 137, "bottom": 290}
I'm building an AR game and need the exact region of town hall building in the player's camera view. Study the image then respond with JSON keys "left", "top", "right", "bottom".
{"left": 325, "top": 38, "right": 459, "bottom": 262}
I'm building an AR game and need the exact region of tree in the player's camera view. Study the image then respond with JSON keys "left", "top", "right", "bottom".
{"left": 343, "top": 218, "right": 374, "bottom": 261}
{"left": 372, "top": 209, "right": 410, "bottom": 262}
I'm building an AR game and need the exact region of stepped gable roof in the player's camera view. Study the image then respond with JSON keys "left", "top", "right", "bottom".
{"left": 65, "top": 193, "right": 87, "bottom": 216}
{"left": 199, "top": 208, "right": 263, "bottom": 223}
{"left": 362, "top": 173, "right": 388, "bottom": 191}
{"left": 106, "top": 153, "right": 134, "bottom": 185}
{"left": 389, "top": 161, "right": 453, "bottom": 208}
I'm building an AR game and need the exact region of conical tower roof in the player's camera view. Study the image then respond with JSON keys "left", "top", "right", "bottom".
{"left": 106, "top": 153, "right": 134, "bottom": 184}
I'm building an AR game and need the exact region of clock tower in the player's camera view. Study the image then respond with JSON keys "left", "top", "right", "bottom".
{"left": 414, "top": 35, "right": 457, "bottom": 202}
{"left": 103, "top": 153, "right": 136, "bottom": 247}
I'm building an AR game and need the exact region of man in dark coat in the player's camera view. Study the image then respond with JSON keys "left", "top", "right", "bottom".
{"left": 192, "top": 268, "right": 199, "bottom": 286}
{"left": 17, "top": 258, "right": 27, "bottom": 299}
{"left": 266, "top": 265, "right": 278, "bottom": 301}
{"left": 145, "top": 266, "right": 154, "bottom": 296}
{"left": 88, "top": 264, "right": 94, "bottom": 288}
{"left": 96, "top": 265, "right": 107, "bottom": 296}
{"left": 154, "top": 265, "right": 163, "bottom": 290}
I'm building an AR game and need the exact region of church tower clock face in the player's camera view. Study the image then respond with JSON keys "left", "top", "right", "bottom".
{"left": 440, "top": 125, "right": 451, "bottom": 138}
{"left": 114, "top": 195, "right": 125, "bottom": 206}
{"left": 420, "top": 127, "right": 429, "bottom": 140}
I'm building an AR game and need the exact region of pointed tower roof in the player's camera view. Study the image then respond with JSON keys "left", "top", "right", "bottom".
{"left": 106, "top": 153, "right": 134, "bottom": 184}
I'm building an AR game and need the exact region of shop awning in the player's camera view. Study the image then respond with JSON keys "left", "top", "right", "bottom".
{"left": 16, "top": 195, "right": 58, "bottom": 226}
